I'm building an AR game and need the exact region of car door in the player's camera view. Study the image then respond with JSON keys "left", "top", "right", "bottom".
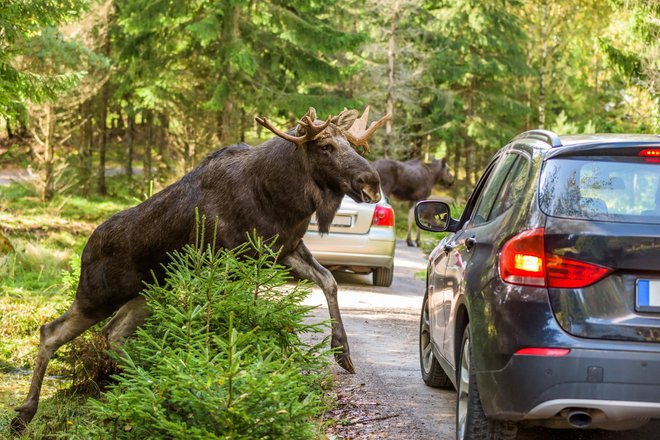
{"left": 441, "top": 152, "right": 531, "bottom": 367}
{"left": 428, "top": 155, "right": 502, "bottom": 358}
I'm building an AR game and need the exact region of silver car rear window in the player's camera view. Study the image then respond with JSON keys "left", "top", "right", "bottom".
{"left": 539, "top": 157, "right": 660, "bottom": 224}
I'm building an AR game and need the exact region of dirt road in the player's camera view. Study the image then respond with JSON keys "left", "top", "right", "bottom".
{"left": 305, "top": 240, "right": 660, "bottom": 440}
{"left": 304, "top": 241, "right": 455, "bottom": 439}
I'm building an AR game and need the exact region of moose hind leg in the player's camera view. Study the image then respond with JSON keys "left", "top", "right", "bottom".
{"left": 282, "top": 242, "right": 355, "bottom": 374}
{"left": 10, "top": 301, "right": 103, "bottom": 433}
{"left": 101, "top": 296, "right": 150, "bottom": 349}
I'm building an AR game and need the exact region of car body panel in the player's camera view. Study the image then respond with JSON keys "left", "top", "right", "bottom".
{"left": 306, "top": 197, "right": 377, "bottom": 235}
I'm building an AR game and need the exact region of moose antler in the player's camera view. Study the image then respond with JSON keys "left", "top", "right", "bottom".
{"left": 344, "top": 106, "right": 391, "bottom": 152}
{"left": 255, "top": 107, "right": 331, "bottom": 146}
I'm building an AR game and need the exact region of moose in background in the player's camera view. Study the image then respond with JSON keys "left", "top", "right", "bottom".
{"left": 373, "top": 158, "right": 454, "bottom": 247}
{"left": 11, "top": 106, "right": 390, "bottom": 432}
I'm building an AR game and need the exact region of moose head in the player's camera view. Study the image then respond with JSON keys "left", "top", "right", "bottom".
{"left": 256, "top": 106, "right": 389, "bottom": 232}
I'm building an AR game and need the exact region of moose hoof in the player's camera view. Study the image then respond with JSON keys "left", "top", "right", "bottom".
{"left": 11, "top": 404, "right": 36, "bottom": 434}
{"left": 415, "top": 240, "right": 421, "bottom": 247}
{"left": 10, "top": 415, "right": 29, "bottom": 434}
{"left": 406, "top": 239, "right": 414, "bottom": 247}
{"left": 335, "top": 352, "right": 356, "bottom": 374}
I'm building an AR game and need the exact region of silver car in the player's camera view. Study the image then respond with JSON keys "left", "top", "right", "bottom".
{"left": 304, "top": 193, "right": 396, "bottom": 287}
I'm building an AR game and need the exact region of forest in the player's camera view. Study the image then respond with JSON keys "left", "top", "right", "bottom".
{"left": 1, "top": 0, "right": 658, "bottom": 201}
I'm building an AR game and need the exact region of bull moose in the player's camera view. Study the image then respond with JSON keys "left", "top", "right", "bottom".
{"left": 373, "top": 158, "right": 454, "bottom": 246}
{"left": 11, "top": 106, "right": 390, "bottom": 432}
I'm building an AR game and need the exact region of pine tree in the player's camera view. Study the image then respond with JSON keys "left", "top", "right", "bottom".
{"left": 0, "top": 0, "right": 87, "bottom": 119}
{"left": 426, "top": 0, "right": 530, "bottom": 188}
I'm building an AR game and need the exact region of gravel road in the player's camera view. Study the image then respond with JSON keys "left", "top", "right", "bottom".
{"left": 305, "top": 240, "right": 660, "bottom": 440}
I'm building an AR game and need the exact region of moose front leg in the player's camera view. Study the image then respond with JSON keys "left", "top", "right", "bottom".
{"left": 282, "top": 242, "right": 355, "bottom": 374}
{"left": 407, "top": 201, "right": 418, "bottom": 247}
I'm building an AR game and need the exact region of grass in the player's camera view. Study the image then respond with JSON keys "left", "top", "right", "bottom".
{"left": 0, "top": 180, "right": 134, "bottom": 374}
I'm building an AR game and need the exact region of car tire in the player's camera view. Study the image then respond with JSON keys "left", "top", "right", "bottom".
{"left": 457, "top": 324, "right": 517, "bottom": 440}
{"left": 372, "top": 266, "right": 393, "bottom": 287}
{"left": 420, "top": 294, "right": 453, "bottom": 388}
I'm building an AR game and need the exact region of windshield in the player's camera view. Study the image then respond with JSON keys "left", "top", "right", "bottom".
{"left": 539, "top": 157, "right": 660, "bottom": 224}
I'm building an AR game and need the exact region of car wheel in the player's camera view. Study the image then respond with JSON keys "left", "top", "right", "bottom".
{"left": 457, "top": 324, "right": 517, "bottom": 440}
{"left": 420, "top": 295, "right": 453, "bottom": 388}
{"left": 372, "top": 266, "right": 393, "bottom": 287}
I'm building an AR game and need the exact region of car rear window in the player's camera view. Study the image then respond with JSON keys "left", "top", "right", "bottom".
{"left": 539, "top": 157, "right": 660, "bottom": 224}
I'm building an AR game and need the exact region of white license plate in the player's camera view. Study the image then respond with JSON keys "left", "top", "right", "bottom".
{"left": 310, "top": 214, "right": 353, "bottom": 228}
{"left": 636, "top": 279, "right": 660, "bottom": 312}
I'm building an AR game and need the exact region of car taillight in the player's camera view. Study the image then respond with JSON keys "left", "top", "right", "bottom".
{"left": 514, "top": 347, "right": 570, "bottom": 356}
{"left": 499, "top": 228, "right": 611, "bottom": 288}
{"left": 546, "top": 254, "right": 611, "bottom": 288}
{"left": 372, "top": 205, "right": 394, "bottom": 227}
{"left": 499, "top": 228, "right": 546, "bottom": 287}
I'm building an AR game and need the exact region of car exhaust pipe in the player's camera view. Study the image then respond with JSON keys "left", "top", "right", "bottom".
{"left": 562, "top": 409, "right": 593, "bottom": 428}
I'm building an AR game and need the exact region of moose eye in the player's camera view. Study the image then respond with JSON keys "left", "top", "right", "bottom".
{"left": 319, "top": 144, "right": 332, "bottom": 152}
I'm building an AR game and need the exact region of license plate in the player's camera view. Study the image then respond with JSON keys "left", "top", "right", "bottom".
{"left": 310, "top": 214, "right": 353, "bottom": 228}
{"left": 636, "top": 279, "right": 660, "bottom": 312}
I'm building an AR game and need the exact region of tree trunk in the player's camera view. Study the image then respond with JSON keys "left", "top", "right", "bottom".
{"left": 142, "top": 109, "right": 153, "bottom": 196}
{"left": 97, "top": 32, "right": 111, "bottom": 196}
{"left": 125, "top": 104, "right": 134, "bottom": 179}
{"left": 451, "top": 140, "right": 461, "bottom": 199}
{"left": 79, "top": 100, "right": 93, "bottom": 196}
{"left": 5, "top": 118, "right": 13, "bottom": 138}
{"left": 384, "top": 1, "right": 400, "bottom": 159}
{"left": 216, "top": 3, "right": 241, "bottom": 145}
{"left": 158, "top": 113, "right": 170, "bottom": 169}
{"left": 538, "top": 0, "right": 549, "bottom": 128}
{"left": 43, "top": 105, "right": 56, "bottom": 201}
{"left": 97, "top": 86, "right": 108, "bottom": 195}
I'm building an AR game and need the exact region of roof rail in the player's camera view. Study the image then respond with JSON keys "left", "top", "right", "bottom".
{"left": 512, "top": 129, "right": 562, "bottom": 147}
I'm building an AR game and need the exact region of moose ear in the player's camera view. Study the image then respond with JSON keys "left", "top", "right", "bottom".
{"left": 302, "top": 107, "right": 317, "bottom": 122}
{"left": 331, "top": 108, "right": 359, "bottom": 131}
{"left": 296, "top": 107, "right": 318, "bottom": 136}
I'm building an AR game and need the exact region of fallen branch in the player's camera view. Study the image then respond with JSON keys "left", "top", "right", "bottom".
{"left": 343, "top": 413, "right": 400, "bottom": 426}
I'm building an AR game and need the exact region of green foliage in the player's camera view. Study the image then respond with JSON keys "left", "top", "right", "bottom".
{"left": 69, "top": 235, "right": 331, "bottom": 439}
{"left": 113, "top": 0, "right": 365, "bottom": 139}
{"left": 549, "top": 111, "right": 597, "bottom": 135}
{"left": 0, "top": 0, "right": 89, "bottom": 117}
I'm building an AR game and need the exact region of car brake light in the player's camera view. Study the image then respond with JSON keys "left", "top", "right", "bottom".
{"left": 372, "top": 205, "right": 394, "bottom": 227}
{"left": 499, "top": 228, "right": 611, "bottom": 288}
{"left": 639, "top": 149, "right": 660, "bottom": 163}
{"left": 515, "top": 347, "right": 570, "bottom": 356}
{"left": 639, "top": 148, "right": 660, "bottom": 157}
{"left": 499, "top": 229, "right": 546, "bottom": 286}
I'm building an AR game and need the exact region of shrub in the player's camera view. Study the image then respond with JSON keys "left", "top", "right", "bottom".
{"left": 68, "top": 234, "right": 332, "bottom": 439}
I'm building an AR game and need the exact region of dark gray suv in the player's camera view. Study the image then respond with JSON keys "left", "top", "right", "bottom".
{"left": 415, "top": 130, "right": 660, "bottom": 439}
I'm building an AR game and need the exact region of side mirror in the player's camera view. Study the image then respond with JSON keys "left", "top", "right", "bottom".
{"left": 415, "top": 201, "right": 453, "bottom": 232}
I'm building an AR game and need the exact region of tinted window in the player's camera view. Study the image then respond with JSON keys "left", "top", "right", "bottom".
{"left": 489, "top": 155, "right": 529, "bottom": 220}
{"left": 539, "top": 157, "right": 660, "bottom": 224}
{"left": 472, "top": 154, "right": 528, "bottom": 226}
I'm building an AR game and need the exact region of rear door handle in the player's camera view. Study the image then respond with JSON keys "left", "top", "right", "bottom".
{"left": 465, "top": 236, "right": 476, "bottom": 250}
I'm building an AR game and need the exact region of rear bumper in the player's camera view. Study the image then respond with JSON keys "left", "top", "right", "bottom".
{"left": 477, "top": 347, "right": 660, "bottom": 426}
{"left": 303, "top": 227, "right": 395, "bottom": 269}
